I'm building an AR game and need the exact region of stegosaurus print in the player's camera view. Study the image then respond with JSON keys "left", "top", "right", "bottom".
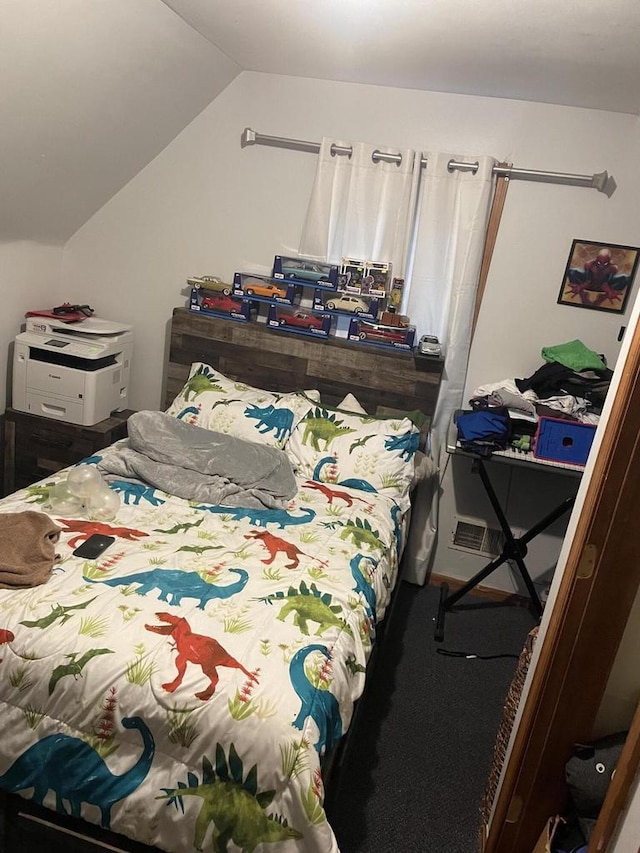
{"left": 182, "top": 364, "right": 224, "bottom": 400}
{"left": 298, "top": 408, "right": 355, "bottom": 451}
{"left": 160, "top": 743, "right": 303, "bottom": 852}
{"left": 321, "top": 517, "right": 385, "bottom": 552}
{"left": 257, "top": 581, "right": 353, "bottom": 638}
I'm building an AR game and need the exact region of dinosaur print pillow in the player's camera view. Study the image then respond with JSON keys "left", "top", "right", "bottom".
{"left": 285, "top": 405, "right": 421, "bottom": 509}
{"left": 165, "top": 362, "right": 319, "bottom": 448}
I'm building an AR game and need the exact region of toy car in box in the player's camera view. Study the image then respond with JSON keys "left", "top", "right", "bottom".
{"left": 189, "top": 287, "right": 252, "bottom": 321}
{"left": 187, "top": 275, "right": 233, "bottom": 295}
{"left": 272, "top": 255, "right": 339, "bottom": 288}
{"left": 232, "top": 273, "right": 297, "bottom": 305}
{"left": 348, "top": 317, "right": 416, "bottom": 350}
{"left": 266, "top": 305, "right": 332, "bottom": 338}
{"left": 313, "top": 289, "right": 379, "bottom": 321}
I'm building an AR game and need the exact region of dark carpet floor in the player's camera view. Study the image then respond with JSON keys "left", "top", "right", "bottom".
{"left": 325, "top": 580, "right": 538, "bottom": 853}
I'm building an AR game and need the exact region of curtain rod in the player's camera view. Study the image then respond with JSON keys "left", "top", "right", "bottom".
{"left": 241, "top": 127, "right": 616, "bottom": 197}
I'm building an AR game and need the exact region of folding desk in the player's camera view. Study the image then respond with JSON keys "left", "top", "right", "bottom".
{"left": 434, "top": 414, "right": 584, "bottom": 642}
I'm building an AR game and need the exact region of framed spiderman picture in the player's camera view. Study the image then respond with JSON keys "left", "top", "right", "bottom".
{"left": 557, "top": 239, "right": 640, "bottom": 314}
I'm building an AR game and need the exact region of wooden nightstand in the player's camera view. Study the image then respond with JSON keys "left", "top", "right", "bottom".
{"left": 2, "top": 408, "right": 134, "bottom": 497}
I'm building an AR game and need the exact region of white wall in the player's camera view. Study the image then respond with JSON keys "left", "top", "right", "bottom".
{"left": 61, "top": 71, "right": 640, "bottom": 412}
{"left": 0, "top": 0, "right": 240, "bottom": 244}
{"left": 0, "top": 242, "right": 64, "bottom": 412}
{"left": 61, "top": 70, "right": 640, "bottom": 593}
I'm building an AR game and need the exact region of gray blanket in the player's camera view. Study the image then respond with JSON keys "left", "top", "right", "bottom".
{"left": 97, "top": 411, "right": 297, "bottom": 509}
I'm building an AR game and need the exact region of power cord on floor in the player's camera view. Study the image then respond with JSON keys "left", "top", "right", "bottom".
{"left": 436, "top": 648, "right": 520, "bottom": 660}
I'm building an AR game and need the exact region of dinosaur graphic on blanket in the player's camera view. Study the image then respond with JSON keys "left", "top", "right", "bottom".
{"left": 350, "top": 553, "right": 378, "bottom": 621}
{"left": 154, "top": 517, "right": 204, "bottom": 535}
{"left": 108, "top": 480, "right": 166, "bottom": 506}
{"left": 48, "top": 648, "right": 114, "bottom": 695}
{"left": 57, "top": 519, "right": 148, "bottom": 549}
{"left": 299, "top": 408, "right": 355, "bottom": 451}
{"left": 258, "top": 581, "right": 353, "bottom": 637}
{"left": 195, "top": 505, "right": 315, "bottom": 529}
{"left": 84, "top": 568, "right": 248, "bottom": 609}
{"left": 0, "top": 716, "right": 154, "bottom": 829}
{"left": 20, "top": 597, "right": 98, "bottom": 629}
{"left": 0, "top": 629, "right": 14, "bottom": 661}
{"left": 321, "top": 517, "right": 386, "bottom": 552}
{"left": 23, "top": 483, "right": 56, "bottom": 504}
{"left": 244, "top": 403, "right": 295, "bottom": 441}
{"left": 182, "top": 364, "right": 224, "bottom": 400}
{"left": 302, "top": 480, "right": 371, "bottom": 507}
{"left": 384, "top": 430, "right": 420, "bottom": 461}
{"left": 160, "top": 744, "right": 302, "bottom": 852}
{"left": 145, "top": 612, "right": 257, "bottom": 701}
{"left": 245, "top": 530, "right": 315, "bottom": 570}
{"left": 175, "top": 404, "right": 201, "bottom": 424}
{"left": 311, "top": 456, "right": 377, "bottom": 493}
{"left": 290, "top": 644, "right": 342, "bottom": 756}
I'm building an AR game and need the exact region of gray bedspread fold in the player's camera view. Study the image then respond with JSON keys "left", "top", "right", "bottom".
{"left": 97, "top": 410, "right": 297, "bottom": 509}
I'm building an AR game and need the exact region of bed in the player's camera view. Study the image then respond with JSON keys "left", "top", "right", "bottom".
{"left": 0, "top": 309, "right": 443, "bottom": 853}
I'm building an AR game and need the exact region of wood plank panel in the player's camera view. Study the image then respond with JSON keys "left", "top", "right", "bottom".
{"left": 165, "top": 308, "right": 444, "bottom": 424}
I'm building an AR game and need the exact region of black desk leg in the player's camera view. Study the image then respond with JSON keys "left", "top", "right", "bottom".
{"left": 434, "top": 458, "right": 576, "bottom": 642}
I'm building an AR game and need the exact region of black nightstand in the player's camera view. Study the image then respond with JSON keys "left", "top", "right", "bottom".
{"left": 2, "top": 408, "right": 134, "bottom": 497}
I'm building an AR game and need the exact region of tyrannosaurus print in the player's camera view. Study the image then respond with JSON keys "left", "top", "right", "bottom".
{"left": 145, "top": 612, "right": 258, "bottom": 701}
{"left": 245, "top": 530, "right": 308, "bottom": 570}
{"left": 57, "top": 519, "right": 148, "bottom": 549}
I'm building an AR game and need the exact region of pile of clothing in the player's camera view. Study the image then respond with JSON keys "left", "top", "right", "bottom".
{"left": 460, "top": 340, "right": 612, "bottom": 456}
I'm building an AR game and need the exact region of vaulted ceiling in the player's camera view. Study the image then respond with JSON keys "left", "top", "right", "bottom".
{"left": 3, "top": 0, "right": 638, "bottom": 244}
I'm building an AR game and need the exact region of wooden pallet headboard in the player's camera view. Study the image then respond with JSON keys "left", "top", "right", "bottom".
{"left": 165, "top": 308, "right": 444, "bottom": 422}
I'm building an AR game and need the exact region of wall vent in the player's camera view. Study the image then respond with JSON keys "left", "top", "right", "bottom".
{"left": 450, "top": 517, "right": 505, "bottom": 558}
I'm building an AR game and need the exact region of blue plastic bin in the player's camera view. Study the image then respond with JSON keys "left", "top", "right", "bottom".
{"left": 534, "top": 417, "right": 596, "bottom": 466}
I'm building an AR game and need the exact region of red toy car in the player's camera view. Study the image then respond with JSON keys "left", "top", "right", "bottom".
{"left": 201, "top": 294, "right": 242, "bottom": 313}
{"left": 358, "top": 324, "right": 407, "bottom": 344}
{"left": 278, "top": 310, "right": 324, "bottom": 330}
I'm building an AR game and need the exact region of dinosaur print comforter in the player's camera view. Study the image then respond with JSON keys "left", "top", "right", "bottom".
{"left": 0, "top": 458, "right": 406, "bottom": 853}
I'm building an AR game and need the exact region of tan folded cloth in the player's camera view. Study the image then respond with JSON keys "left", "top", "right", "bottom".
{"left": 0, "top": 511, "right": 61, "bottom": 588}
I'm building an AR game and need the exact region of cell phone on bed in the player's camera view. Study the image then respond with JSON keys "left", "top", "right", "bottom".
{"left": 72, "top": 534, "right": 115, "bottom": 559}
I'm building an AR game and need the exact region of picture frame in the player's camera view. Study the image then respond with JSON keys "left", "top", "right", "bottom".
{"left": 557, "top": 239, "right": 639, "bottom": 314}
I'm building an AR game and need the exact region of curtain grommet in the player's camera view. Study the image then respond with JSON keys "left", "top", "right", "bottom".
{"left": 372, "top": 149, "right": 402, "bottom": 167}
{"left": 448, "top": 158, "right": 479, "bottom": 174}
{"left": 330, "top": 143, "right": 352, "bottom": 159}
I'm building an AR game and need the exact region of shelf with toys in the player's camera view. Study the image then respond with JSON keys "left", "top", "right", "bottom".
{"left": 187, "top": 254, "right": 425, "bottom": 352}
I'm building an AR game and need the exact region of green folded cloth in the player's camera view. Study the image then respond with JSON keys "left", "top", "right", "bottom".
{"left": 541, "top": 340, "right": 607, "bottom": 372}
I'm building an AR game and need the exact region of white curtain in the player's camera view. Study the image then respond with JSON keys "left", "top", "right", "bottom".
{"left": 402, "top": 153, "right": 495, "bottom": 585}
{"left": 299, "top": 140, "right": 496, "bottom": 586}
{"left": 407, "top": 152, "right": 496, "bottom": 441}
{"left": 299, "top": 137, "right": 420, "bottom": 272}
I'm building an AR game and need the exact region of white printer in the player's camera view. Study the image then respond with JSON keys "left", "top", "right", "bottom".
{"left": 13, "top": 316, "right": 134, "bottom": 426}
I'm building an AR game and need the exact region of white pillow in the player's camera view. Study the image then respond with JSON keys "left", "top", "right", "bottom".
{"left": 286, "top": 403, "right": 421, "bottom": 509}
{"left": 336, "top": 393, "right": 368, "bottom": 414}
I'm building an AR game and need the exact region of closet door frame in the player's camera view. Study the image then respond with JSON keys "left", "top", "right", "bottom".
{"left": 485, "top": 315, "right": 640, "bottom": 853}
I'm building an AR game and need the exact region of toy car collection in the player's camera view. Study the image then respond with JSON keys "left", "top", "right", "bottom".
{"left": 243, "top": 279, "right": 287, "bottom": 299}
{"left": 187, "top": 276, "right": 233, "bottom": 295}
{"left": 418, "top": 334, "right": 442, "bottom": 356}
{"left": 348, "top": 317, "right": 416, "bottom": 350}
{"left": 272, "top": 255, "right": 339, "bottom": 287}
{"left": 232, "top": 273, "right": 296, "bottom": 304}
{"left": 189, "top": 285, "right": 252, "bottom": 321}
{"left": 359, "top": 325, "right": 406, "bottom": 344}
{"left": 201, "top": 294, "right": 243, "bottom": 313}
{"left": 277, "top": 310, "right": 324, "bottom": 330}
{"left": 267, "top": 305, "right": 331, "bottom": 337}
{"left": 325, "top": 293, "right": 369, "bottom": 313}
{"left": 186, "top": 257, "right": 422, "bottom": 350}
